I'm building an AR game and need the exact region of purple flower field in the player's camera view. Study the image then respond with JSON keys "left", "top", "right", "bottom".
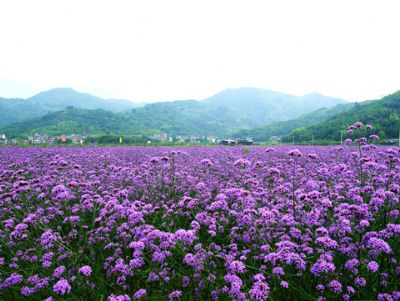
{"left": 1, "top": 143, "right": 400, "bottom": 300}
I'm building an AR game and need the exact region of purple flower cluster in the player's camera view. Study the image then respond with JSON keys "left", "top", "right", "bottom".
{"left": 79, "top": 265, "right": 92, "bottom": 276}
{"left": 53, "top": 279, "right": 71, "bottom": 295}
{"left": 0, "top": 141, "right": 399, "bottom": 300}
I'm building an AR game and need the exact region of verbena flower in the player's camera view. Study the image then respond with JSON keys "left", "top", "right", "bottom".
{"left": 53, "top": 279, "right": 71, "bottom": 295}
{"left": 133, "top": 289, "right": 147, "bottom": 300}
{"left": 52, "top": 266, "right": 66, "bottom": 278}
{"left": 79, "top": 265, "right": 92, "bottom": 276}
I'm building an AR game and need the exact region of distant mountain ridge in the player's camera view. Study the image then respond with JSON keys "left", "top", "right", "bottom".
{"left": 1, "top": 102, "right": 256, "bottom": 137}
{"left": 0, "top": 88, "right": 143, "bottom": 127}
{"left": 0, "top": 87, "right": 349, "bottom": 137}
{"left": 27, "top": 88, "right": 142, "bottom": 111}
{"left": 233, "top": 102, "right": 355, "bottom": 141}
{"left": 232, "top": 91, "right": 400, "bottom": 143}
{"left": 202, "top": 87, "right": 348, "bottom": 125}
{"left": 281, "top": 91, "right": 400, "bottom": 142}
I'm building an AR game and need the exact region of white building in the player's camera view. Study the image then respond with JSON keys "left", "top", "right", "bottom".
{"left": 0, "top": 134, "right": 6, "bottom": 144}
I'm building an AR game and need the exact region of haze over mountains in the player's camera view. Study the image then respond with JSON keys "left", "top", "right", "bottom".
{"left": 1, "top": 86, "right": 399, "bottom": 142}
{"left": 0, "top": 87, "right": 349, "bottom": 138}
{"left": 284, "top": 91, "right": 400, "bottom": 142}
{"left": 202, "top": 88, "right": 348, "bottom": 126}
{"left": 0, "top": 88, "right": 143, "bottom": 127}
{"left": 234, "top": 103, "right": 355, "bottom": 141}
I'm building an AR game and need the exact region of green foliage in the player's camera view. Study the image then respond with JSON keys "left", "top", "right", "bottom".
{"left": 234, "top": 103, "right": 354, "bottom": 141}
{"left": 2, "top": 90, "right": 400, "bottom": 144}
{"left": 86, "top": 135, "right": 149, "bottom": 145}
{"left": 0, "top": 96, "right": 48, "bottom": 127}
{"left": 0, "top": 88, "right": 140, "bottom": 127}
{"left": 0, "top": 87, "right": 348, "bottom": 137}
{"left": 1, "top": 107, "right": 140, "bottom": 137}
{"left": 1, "top": 105, "right": 250, "bottom": 138}
{"left": 203, "top": 88, "right": 347, "bottom": 126}
{"left": 284, "top": 91, "right": 400, "bottom": 142}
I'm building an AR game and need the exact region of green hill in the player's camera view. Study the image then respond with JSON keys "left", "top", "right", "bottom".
{"left": 283, "top": 91, "right": 400, "bottom": 142}
{"left": 1, "top": 103, "right": 253, "bottom": 138}
{"left": 233, "top": 103, "right": 354, "bottom": 141}
{"left": 1, "top": 107, "right": 134, "bottom": 137}
{"left": 0, "top": 87, "right": 349, "bottom": 138}
{"left": 0, "top": 88, "right": 142, "bottom": 127}
{"left": 202, "top": 88, "right": 347, "bottom": 126}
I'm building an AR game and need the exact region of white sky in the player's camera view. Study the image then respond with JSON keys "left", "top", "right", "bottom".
{"left": 0, "top": 0, "right": 399, "bottom": 102}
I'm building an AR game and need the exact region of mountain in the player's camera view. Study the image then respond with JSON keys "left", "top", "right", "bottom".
{"left": 282, "top": 91, "right": 400, "bottom": 142}
{"left": 2, "top": 107, "right": 130, "bottom": 137}
{"left": 233, "top": 102, "right": 355, "bottom": 142}
{"left": 0, "top": 87, "right": 349, "bottom": 138}
{"left": 27, "top": 88, "right": 142, "bottom": 112}
{"left": 131, "top": 100, "right": 254, "bottom": 136}
{"left": 0, "top": 88, "right": 143, "bottom": 127}
{"left": 202, "top": 88, "right": 348, "bottom": 126}
{"left": 1, "top": 102, "right": 254, "bottom": 137}
{"left": 0, "top": 96, "right": 44, "bottom": 127}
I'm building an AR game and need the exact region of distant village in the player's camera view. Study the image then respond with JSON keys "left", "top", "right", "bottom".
{"left": 0, "top": 133, "right": 85, "bottom": 145}
{"left": 0, "top": 133, "right": 254, "bottom": 146}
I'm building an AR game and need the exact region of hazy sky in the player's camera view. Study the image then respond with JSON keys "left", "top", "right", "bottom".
{"left": 0, "top": 0, "right": 399, "bottom": 102}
